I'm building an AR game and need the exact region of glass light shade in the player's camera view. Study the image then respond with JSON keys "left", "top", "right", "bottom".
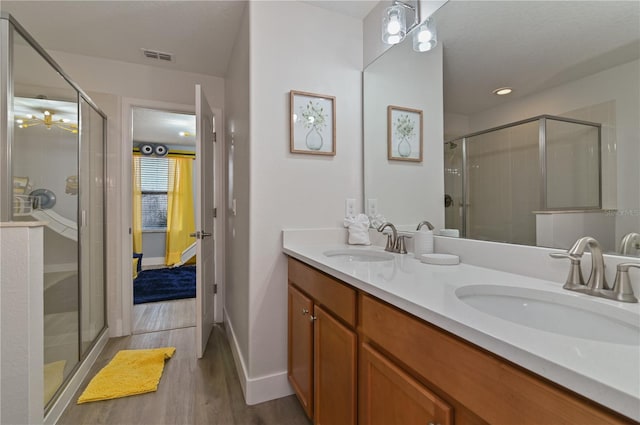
{"left": 382, "top": 5, "right": 406, "bottom": 45}
{"left": 413, "top": 19, "right": 437, "bottom": 52}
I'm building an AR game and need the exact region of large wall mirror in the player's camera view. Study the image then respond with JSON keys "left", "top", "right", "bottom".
{"left": 363, "top": 1, "right": 640, "bottom": 257}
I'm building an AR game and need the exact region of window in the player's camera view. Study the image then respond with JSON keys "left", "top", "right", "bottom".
{"left": 140, "top": 157, "right": 170, "bottom": 231}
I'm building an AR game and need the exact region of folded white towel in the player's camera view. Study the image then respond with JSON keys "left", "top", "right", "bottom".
{"left": 344, "top": 214, "right": 371, "bottom": 245}
{"left": 369, "top": 213, "right": 387, "bottom": 229}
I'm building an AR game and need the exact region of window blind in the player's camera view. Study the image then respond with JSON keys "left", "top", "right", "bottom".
{"left": 139, "top": 157, "right": 171, "bottom": 230}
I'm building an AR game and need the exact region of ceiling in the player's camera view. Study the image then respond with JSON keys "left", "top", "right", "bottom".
{"left": 133, "top": 107, "right": 196, "bottom": 147}
{"left": 433, "top": 1, "right": 640, "bottom": 116}
{"left": 8, "top": 1, "right": 634, "bottom": 119}
{"left": 1, "top": 0, "right": 377, "bottom": 78}
{"left": 2, "top": 1, "right": 375, "bottom": 148}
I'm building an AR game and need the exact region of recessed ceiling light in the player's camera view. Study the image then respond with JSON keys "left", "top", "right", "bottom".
{"left": 492, "top": 87, "right": 513, "bottom": 96}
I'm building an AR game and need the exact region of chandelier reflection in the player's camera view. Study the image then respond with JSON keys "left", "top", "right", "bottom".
{"left": 16, "top": 110, "right": 78, "bottom": 134}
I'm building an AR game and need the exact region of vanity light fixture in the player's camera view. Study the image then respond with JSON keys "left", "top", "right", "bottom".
{"left": 382, "top": 4, "right": 407, "bottom": 45}
{"left": 15, "top": 109, "right": 78, "bottom": 133}
{"left": 179, "top": 131, "right": 191, "bottom": 137}
{"left": 413, "top": 17, "right": 437, "bottom": 52}
{"left": 382, "top": 0, "right": 420, "bottom": 45}
{"left": 492, "top": 87, "right": 513, "bottom": 96}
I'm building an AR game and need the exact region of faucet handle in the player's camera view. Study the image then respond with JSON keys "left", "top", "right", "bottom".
{"left": 549, "top": 252, "right": 585, "bottom": 290}
{"left": 394, "top": 234, "right": 413, "bottom": 254}
{"left": 609, "top": 263, "right": 639, "bottom": 303}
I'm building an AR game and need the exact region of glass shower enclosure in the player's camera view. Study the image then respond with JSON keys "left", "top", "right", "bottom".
{"left": 444, "top": 115, "right": 601, "bottom": 245}
{"left": 0, "top": 13, "right": 106, "bottom": 413}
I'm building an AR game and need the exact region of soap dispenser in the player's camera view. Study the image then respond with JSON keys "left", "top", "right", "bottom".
{"left": 414, "top": 220, "right": 434, "bottom": 257}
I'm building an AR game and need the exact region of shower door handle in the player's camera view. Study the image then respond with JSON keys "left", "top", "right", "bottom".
{"left": 189, "top": 231, "right": 212, "bottom": 239}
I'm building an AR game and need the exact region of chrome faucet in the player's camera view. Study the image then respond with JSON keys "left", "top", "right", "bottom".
{"left": 377, "top": 222, "right": 397, "bottom": 252}
{"left": 618, "top": 232, "right": 640, "bottom": 255}
{"left": 567, "top": 236, "right": 609, "bottom": 291}
{"left": 416, "top": 220, "right": 434, "bottom": 231}
{"left": 376, "top": 222, "right": 411, "bottom": 254}
{"left": 551, "top": 236, "right": 638, "bottom": 303}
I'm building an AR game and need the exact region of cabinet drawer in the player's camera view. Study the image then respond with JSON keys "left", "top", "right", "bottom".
{"left": 360, "top": 294, "right": 628, "bottom": 425}
{"left": 288, "top": 258, "right": 356, "bottom": 326}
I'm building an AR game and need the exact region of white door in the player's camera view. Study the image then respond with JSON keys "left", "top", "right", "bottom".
{"left": 195, "top": 85, "right": 216, "bottom": 358}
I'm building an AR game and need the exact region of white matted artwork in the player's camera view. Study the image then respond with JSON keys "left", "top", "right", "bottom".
{"left": 290, "top": 90, "right": 336, "bottom": 155}
{"left": 387, "top": 105, "right": 423, "bottom": 162}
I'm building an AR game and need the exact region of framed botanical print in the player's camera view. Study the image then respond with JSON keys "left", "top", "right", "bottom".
{"left": 387, "top": 105, "right": 423, "bottom": 162}
{"left": 290, "top": 90, "right": 336, "bottom": 155}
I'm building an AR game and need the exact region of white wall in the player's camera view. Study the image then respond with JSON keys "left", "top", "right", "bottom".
{"left": 443, "top": 112, "right": 469, "bottom": 140}
{"left": 0, "top": 223, "right": 44, "bottom": 425}
{"left": 224, "top": 0, "right": 363, "bottom": 403}
{"left": 364, "top": 40, "right": 444, "bottom": 228}
{"left": 224, "top": 3, "right": 251, "bottom": 385}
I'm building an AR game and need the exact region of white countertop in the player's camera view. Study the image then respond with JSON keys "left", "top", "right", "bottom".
{"left": 283, "top": 241, "right": 640, "bottom": 421}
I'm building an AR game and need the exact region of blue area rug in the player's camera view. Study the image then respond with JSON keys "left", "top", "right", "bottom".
{"left": 133, "top": 266, "right": 196, "bottom": 304}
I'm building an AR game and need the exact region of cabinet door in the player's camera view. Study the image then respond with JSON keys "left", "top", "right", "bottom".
{"left": 359, "top": 343, "right": 452, "bottom": 425}
{"left": 288, "top": 285, "right": 314, "bottom": 419}
{"left": 314, "top": 305, "right": 357, "bottom": 425}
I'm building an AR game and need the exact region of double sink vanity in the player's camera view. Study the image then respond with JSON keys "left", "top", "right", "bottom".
{"left": 283, "top": 229, "right": 640, "bottom": 424}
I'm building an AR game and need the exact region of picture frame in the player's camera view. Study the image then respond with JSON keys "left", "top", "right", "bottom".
{"left": 387, "top": 105, "right": 423, "bottom": 162}
{"left": 290, "top": 90, "right": 336, "bottom": 155}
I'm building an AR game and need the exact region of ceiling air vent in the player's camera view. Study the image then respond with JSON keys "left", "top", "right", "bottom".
{"left": 141, "top": 49, "right": 174, "bottom": 62}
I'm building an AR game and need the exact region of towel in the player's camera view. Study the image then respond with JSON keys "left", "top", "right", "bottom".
{"left": 344, "top": 213, "right": 371, "bottom": 245}
{"left": 369, "top": 213, "right": 387, "bottom": 229}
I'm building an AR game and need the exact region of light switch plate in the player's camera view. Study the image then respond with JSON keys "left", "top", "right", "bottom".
{"left": 367, "top": 198, "right": 378, "bottom": 217}
{"left": 345, "top": 198, "right": 356, "bottom": 217}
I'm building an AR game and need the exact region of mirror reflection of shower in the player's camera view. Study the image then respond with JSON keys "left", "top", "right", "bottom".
{"left": 444, "top": 115, "right": 602, "bottom": 247}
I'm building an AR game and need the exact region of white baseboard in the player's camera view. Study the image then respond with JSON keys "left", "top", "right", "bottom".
{"left": 44, "top": 328, "right": 109, "bottom": 425}
{"left": 223, "top": 309, "right": 293, "bottom": 405}
{"left": 142, "top": 256, "right": 165, "bottom": 267}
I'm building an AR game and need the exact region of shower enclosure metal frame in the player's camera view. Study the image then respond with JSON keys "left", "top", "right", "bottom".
{"left": 446, "top": 114, "right": 602, "bottom": 239}
{"left": 0, "top": 11, "right": 108, "bottom": 413}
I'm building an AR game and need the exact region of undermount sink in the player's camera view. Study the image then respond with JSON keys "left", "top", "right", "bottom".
{"left": 323, "top": 249, "right": 394, "bottom": 262}
{"left": 456, "top": 285, "right": 640, "bottom": 346}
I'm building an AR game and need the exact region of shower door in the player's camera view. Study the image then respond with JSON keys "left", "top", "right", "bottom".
{"left": 11, "top": 28, "right": 82, "bottom": 407}
{"left": 2, "top": 14, "right": 107, "bottom": 412}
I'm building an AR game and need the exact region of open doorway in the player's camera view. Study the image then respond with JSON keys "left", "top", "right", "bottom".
{"left": 131, "top": 107, "right": 197, "bottom": 334}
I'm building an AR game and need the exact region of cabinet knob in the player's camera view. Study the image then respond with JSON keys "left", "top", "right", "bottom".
{"left": 309, "top": 315, "right": 317, "bottom": 322}
{"left": 301, "top": 308, "right": 309, "bottom": 315}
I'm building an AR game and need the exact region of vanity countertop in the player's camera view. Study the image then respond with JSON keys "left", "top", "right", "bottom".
{"left": 283, "top": 241, "right": 640, "bottom": 421}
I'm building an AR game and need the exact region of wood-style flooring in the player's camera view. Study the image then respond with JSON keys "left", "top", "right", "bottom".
{"left": 58, "top": 325, "right": 311, "bottom": 425}
{"left": 132, "top": 299, "right": 196, "bottom": 334}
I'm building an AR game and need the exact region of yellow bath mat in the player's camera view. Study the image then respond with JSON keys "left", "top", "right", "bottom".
{"left": 77, "top": 347, "right": 176, "bottom": 404}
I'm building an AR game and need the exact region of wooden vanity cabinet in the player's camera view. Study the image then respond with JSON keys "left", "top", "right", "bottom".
{"left": 359, "top": 293, "right": 630, "bottom": 425}
{"left": 288, "top": 258, "right": 631, "bottom": 425}
{"left": 288, "top": 258, "right": 357, "bottom": 425}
